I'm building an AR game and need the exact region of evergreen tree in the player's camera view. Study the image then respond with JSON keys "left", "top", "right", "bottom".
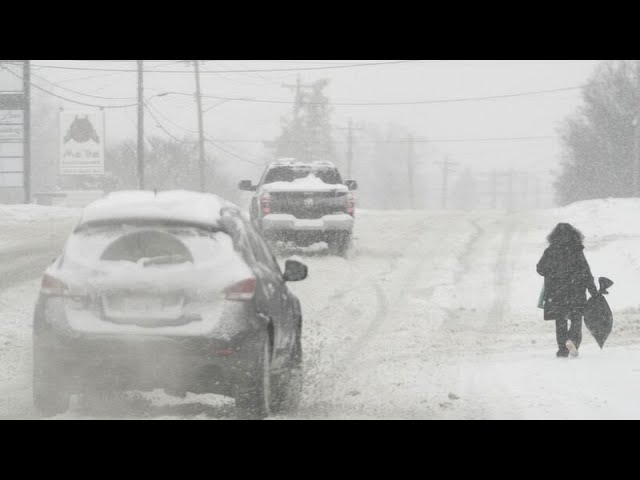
{"left": 556, "top": 60, "right": 640, "bottom": 204}
{"left": 272, "top": 78, "right": 336, "bottom": 162}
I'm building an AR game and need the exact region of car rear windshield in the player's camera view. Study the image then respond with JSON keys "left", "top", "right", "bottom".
{"left": 263, "top": 166, "right": 343, "bottom": 185}
{"left": 63, "top": 223, "right": 233, "bottom": 266}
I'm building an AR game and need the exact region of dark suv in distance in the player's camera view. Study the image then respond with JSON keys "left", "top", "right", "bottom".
{"left": 239, "top": 159, "right": 358, "bottom": 256}
{"left": 32, "top": 190, "right": 308, "bottom": 419}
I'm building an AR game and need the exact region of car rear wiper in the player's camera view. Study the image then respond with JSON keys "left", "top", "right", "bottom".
{"left": 139, "top": 254, "right": 192, "bottom": 267}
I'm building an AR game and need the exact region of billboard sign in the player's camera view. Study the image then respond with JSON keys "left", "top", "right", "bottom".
{"left": 59, "top": 110, "right": 105, "bottom": 175}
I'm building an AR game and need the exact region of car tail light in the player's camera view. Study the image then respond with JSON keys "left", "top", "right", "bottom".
{"left": 261, "top": 193, "right": 271, "bottom": 215}
{"left": 346, "top": 192, "right": 355, "bottom": 216}
{"left": 40, "top": 274, "right": 68, "bottom": 296}
{"left": 215, "top": 348, "right": 234, "bottom": 356}
{"left": 225, "top": 278, "right": 256, "bottom": 301}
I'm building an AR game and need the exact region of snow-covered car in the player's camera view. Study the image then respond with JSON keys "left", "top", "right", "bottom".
{"left": 239, "top": 159, "right": 358, "bottom": 255}
{"left": 32, "top": 190, "right": 308, "bottom": 419}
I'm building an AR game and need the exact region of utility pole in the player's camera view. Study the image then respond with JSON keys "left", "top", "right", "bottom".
{"left": 407, "top": 134, "right": 415, "bottom": 209}
{"left": 282, "top": 76, "right": 314, "bottom": 160}
{"left": 634, "top": 116, "right": 640, "bottom": 196}
{"left": 490, "top": 169, "right": 498, "bottom": 209}
{"left": 293, "top": 75, "right": 301, "bottom": 121}
{"left": 336, "top": 118, "right": 363, "bottom": 179}
{"left": 347, "top": 118, "right": 353, "bottom": 179}
{"left": 522, "top": 172, "right": 530, "bottom": 210}
{"left": 194, "top": 60, "right": 206, "bottom": 192}
{"left": 137, "top": 60, "right": 144, "bottom": 190}
{"left": 282, "top": 75, "right": 306, "bottom": 124}
{"left": 435, "top": 157, "right": 459, "bottom": 209}
{"left": 506, "top": 169, "right": 515, "bottom": 212}
{"left": 23, "top": 60, "right": 31, "bottom": 203}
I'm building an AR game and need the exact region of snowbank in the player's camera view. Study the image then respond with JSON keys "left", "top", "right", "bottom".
{"left": 0, "top": 204, "right": 81, "bottom": 252}
{"left": 0, "top": 204, "right": 80, "bottom": 226}
{"left": 457, "top": 343, "right": 640, "bottom": 419}
{"left": 506, "top": 198, "right": 640, "bottom": 316}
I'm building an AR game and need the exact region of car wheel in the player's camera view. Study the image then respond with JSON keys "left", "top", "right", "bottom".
{"left": 33, "top": 335, "right": 70, "bottom": 417}
{"left": 235, "top": 336, "right": 272, "bottom": 420}
{"left": 271, "top": 328, "right": 303, "bottom": 415}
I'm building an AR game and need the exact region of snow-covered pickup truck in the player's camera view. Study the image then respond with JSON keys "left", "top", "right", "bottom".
{"left": 239, "top": 160, "right": 358, "bottom": 256}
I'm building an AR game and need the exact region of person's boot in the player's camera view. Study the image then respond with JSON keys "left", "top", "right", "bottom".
{"left": 556, "top": 346, "right": 569, "bottom": 358}
{"left": 566, "top": 340, "right": 579, "bottom": 358}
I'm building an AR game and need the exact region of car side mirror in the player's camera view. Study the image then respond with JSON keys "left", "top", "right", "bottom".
{"left": 239, "top": 180, "right": 256, "bottom": 191}
{"left": 283, "top": 260, "right": 308, "bottom": 282}
{"left": 345, "top": 180, "right": 358, "bottom": 191}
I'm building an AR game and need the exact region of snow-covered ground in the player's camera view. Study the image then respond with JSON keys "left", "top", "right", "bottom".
{"left": 2, "top": 200, "right": 640, "bottom": 419}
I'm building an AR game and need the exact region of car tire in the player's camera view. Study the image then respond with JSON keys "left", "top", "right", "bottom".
{"left": 271, "top": 327, "right": 303, "bottom": 415}
{"left": 33, "top": 334, "right": 70, "bottom": 417}
{"left": 235, "top": 335, "right": 272, "bottom": 420}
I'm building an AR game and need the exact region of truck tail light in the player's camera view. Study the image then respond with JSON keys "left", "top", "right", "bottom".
{"left": 346, "top": 192, "right": 355, "bottom": 216}
{"left": 261, "top": 193, "right": 271, "bottom": 215}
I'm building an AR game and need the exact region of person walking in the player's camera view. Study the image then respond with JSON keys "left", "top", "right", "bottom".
{"left": 537, "top": 223, "right": 598, "bottom": 358}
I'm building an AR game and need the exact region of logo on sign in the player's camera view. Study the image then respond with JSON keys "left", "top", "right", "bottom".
{"left": 64, "top": 115, "right": 100, "bottom": 144}
{"left": 59, "top": 111, "right": 105, "bottom": 176}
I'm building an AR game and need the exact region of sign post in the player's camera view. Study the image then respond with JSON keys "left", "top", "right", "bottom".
{"left": 0, "top": 61, "right": 27, "bottom": 202}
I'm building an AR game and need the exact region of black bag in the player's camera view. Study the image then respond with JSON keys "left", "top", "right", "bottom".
{"left": 583, "top": 277, "right": 614, "bottom": 349}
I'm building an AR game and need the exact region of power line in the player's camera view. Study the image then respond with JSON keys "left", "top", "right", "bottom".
{"left": 2, "top": 65, "right": 137, "bottom": 109}
{"left": 144, "top": 103, "right": 263, "bottom": 167}
{"left": 19, "top": 60, "right": 420, "bottom": 74}
{"left": 144, "top": 103, "right": 191, "bottom": 143}
{"left": 50, "top": 61, "right": 187, "bottom": 85}
{"left": 7, "top": 64, "right": 584, "bottom": 108}
{"left": 146, "top": 100, "right": 198, "bottom": 134}
{"left": 30, "top": 70, "right": 137, "bottom": 101}
{"left": 200, "top": 135, "right": 559, "bottom": 144}
{"left": 204, "top": 137, "right": 264, "bottom": 166}
{"left": 145, "top": 84, "right": 582, "bottom": 107}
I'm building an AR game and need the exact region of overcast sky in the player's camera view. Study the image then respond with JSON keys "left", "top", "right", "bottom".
{"left": 2, "top": 60, "right": 601, "bottom": 183}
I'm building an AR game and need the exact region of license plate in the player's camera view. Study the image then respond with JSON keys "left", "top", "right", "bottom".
{"left": 118, "top": 296, "right": 163, "bottom": 312}
{"left": 104, "top": 294, "right": 182, "bottom": 314}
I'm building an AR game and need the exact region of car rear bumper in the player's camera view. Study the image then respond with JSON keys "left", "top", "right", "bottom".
{"left": 37, "top": 330, "right": 262, "bottom": 396}
{"left": 261, "top": 213, "right": 354, "bottom": 232}
{"left": 34, "top": 298, "right": 263, "bottom": 397}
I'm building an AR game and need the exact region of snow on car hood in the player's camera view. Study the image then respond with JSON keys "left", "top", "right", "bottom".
{"left": 261, "top": 174, "right": 349, "bottom": 193}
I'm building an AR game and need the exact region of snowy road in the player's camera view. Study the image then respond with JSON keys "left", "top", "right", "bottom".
{"left": 2, "top": 203, "right": 640, "bottom": 419}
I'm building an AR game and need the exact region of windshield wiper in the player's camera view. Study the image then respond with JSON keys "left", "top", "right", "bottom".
{"left": 139, "top": 254, "right": 191, "bottom": 267}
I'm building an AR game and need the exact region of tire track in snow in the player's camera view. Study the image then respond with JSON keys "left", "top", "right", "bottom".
{"left": 299, "top": 215, "right": 444, "bottom": 412}
{"left": 484, "top": 216, "right": 517, "bottom": 329}
{"left": 302, "top": 214, "right": 486, "bottom": 418}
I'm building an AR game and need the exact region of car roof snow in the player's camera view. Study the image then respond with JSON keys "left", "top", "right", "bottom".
{"left": 78, "top": 190, "right": 239, "bottom": 229}
{"left": 268, "top": 159, "right": 337, "bottom": 168}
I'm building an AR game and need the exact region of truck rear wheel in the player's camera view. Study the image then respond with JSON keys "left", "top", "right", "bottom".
{"left": 328, "top": 233, "right": 352, "bottom": 257}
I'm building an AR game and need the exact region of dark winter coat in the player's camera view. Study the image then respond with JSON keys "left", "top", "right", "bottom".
{"left": 537, "top": 243, "right": 598, "bottom": 321}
